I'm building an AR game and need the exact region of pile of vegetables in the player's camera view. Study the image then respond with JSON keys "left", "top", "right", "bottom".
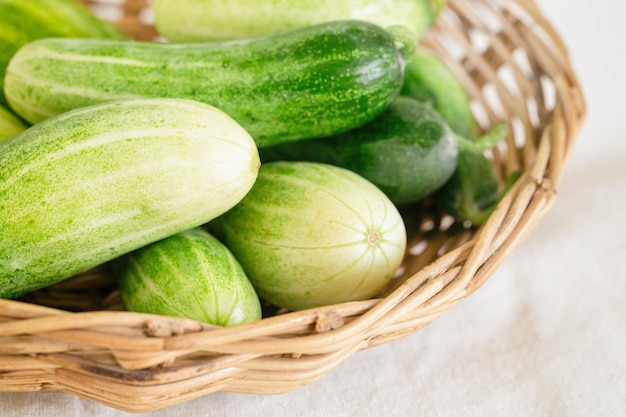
{"left": 0, "top": 0, "right": 515, "bottom": 326}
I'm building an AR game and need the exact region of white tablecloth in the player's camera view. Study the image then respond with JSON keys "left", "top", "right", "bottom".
{"left": 2, "top": 0, "right": 625, "bottom": 415}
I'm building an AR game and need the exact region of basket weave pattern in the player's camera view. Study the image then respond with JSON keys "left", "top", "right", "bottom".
{"left": 0, "top": 0, "right": 586, "bottom": 412}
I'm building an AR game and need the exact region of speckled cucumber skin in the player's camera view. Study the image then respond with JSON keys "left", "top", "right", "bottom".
{"left": 153, "top": 0, "right": 434, "bottom": 41}
{"left": 0, "top": 98, "right": 259, "bottom": 298}
{"left": 210, "top": 161, "right": 407, "bottom": 311}
{"left": 114, "top": 227, "right": 262, "bottom": 327}
{"left": 260, "top": 96, "right": 459, "bottom": 205}
{"left": 4, "top": 20, "right": 408, "bottom": 148}
{"left": 0, "top": 0, "right": 127, "bottom": 107}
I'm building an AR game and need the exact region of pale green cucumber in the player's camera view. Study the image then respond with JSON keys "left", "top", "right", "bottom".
{"left": 0, "top": 0, "right": 127, "bottom": 107}
{"left": 4, "top": 20, "right": 412, "bottom": 148}
{"left": 210, "top": 161, "right": 407, "bottom": 311}
{"left": 0, "top": 98, "right": 259, "bottom": 298}
{"left": 0, "top": 104, "right": 26, "bottom": 141}
{"left": 153, "top": 0, "right": 435, "bottom": 41}
{"left": 113, "top": 227, "right": 262, "bottom": 327}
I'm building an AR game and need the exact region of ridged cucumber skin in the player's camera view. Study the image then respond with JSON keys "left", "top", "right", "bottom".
{"left": 210, "top": 161, "right": 407, "bottom": 312}
{"left": 113, "top": 227, "right": 262, "bottom": 327}
{"left": 0, "top": 104, "right": 26, "bottom": 142}
{"left": 5, "top": 20, "right": 407, "bottom": 148}
{"left": 0, "top": 98, "right": 260, "bottom": 298}
{"left": 260, "top": 96, "right": 459, "bottom": 205}
{"left": 153, "top": 0, "right": 433, "bottom": 42}
{"left": 0, "top": 0, "right": 127, "bottom": 107}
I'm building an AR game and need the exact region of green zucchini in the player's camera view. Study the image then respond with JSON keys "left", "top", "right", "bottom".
{"left": 210, "top": 161, "right": 407, "bottom": 311}
{"left": 113, "top": 227, "right": 262, "bottom": 327}
{"left": 0, "top": 104, "right": 26, "bottom": 142}
{"left": 5, "top": 20, "right": 413, "bottom": 148}
{"left": 153, "top": 0, "right": 436, "bottom": 42}
{"left": 0, "top": 0, "right": 127, "bottom": 107}
{"left": 0, "top": 98, "right": 259, "bottom": 298}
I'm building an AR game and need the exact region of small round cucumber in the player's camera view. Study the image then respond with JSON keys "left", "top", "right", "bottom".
{"left": 260, "top": 96, "right": 459, "bottom": 205}
{"left": 210, "top": 161, "right": 407, "bottom": 311}
{"left": 0, "top": 98, "right": 259, "bottom": 298}
{"left": 113, "top": 227, "right": 262, "bottom": 327}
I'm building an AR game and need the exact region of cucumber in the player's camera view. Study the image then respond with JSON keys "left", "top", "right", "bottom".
{"left": 113, "top": 227, "right": 262, "bottom": 327}
{"left": 435, "top": 151, "right": 500, "bottom": 225}
{"left": 261, "top": 96, "right": 508, "bottom": 205}
{"left": 0, "top": 104, "right": 26, "bottom": 142}
{"left": 210, "top": 161, "right": 407, "bottom": 311}
{"left": 153, "top": 0, "right": 435, "bottom": 42}
{"left": 0, "top": 98, "right": 259, "bottom": 298}
{"left": 260, "top": 96, "right": 459, "bottom": 205}
{"left": 400, "top": 47, "right": 518, "bottom": 225}
{"left": 5, "top": 20, "right": 412, "bottom": 148}
{"left": 0, "top": 0, "right": 127, "bottom": 107}
{"left": 402, "top": 47, "right": 480, "bottom": 140}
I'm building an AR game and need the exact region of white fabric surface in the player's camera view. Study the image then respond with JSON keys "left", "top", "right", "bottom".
{"left": 2, "top": 0, "right": 625, "bottom": 415}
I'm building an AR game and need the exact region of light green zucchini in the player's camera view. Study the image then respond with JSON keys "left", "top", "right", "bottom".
{"left": 0, "top": 104, "right": 26, "bottom": 141}
{"left": 210, "top": 161, "right": 407, "bottom": 311}
{"left": 113, "top": 227, "right": 262, "bottom": 327}
{"left": 4, "top": 20, "right": 413, "bottom": 148}
{"left": 0, "top": 98, "right": 259, "bottom": 298}
{"left": 153, "top": 0, "right": 437, "bottom": 42}
{"left": 0, "top": 0, "right": 127, "bottom": 107}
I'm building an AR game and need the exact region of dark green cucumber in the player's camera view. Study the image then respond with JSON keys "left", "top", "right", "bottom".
{"left": 401, "top": 47, "right": 517, "bottom": 225}
{"left": 113, "top": 227, "right": 262, "bottom": 327}
{"left": 5, "top": 20, "right": 412, "bottom": 148}
{"left": 260, "top": 96, "right": 459, "bottom": 205}
{"left": 0, "top": 0, "right": 127, "bottom": 107}
{"left": 261, "top": 95, "right": 507, "bottom": 205}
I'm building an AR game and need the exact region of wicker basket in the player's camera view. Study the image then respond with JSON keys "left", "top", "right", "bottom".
{"left": 0, "top": 0, "right": 586, "bottom": 412}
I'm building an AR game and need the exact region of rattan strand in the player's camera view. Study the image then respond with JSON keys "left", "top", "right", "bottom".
{"left": 0, "top": 0, "right": 586, "bottom": 412}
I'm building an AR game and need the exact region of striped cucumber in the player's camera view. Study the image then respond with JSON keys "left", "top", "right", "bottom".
{"left": 0, "top": 0, "right": 127, "bottom": 107}
{"left": 210, "top": 161, "right": 407, "bottom": 311}
{"left": 113, "top": 227, "right": 262, "bottom": 327}
{"left": 0, "top": 98, "right": 259, "bottom": 298}
{"left": 153, "top": 0, "right": 437, "bottom": 42}
{"left": 4, "top": 20, "right": 413, "bottom": 148}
